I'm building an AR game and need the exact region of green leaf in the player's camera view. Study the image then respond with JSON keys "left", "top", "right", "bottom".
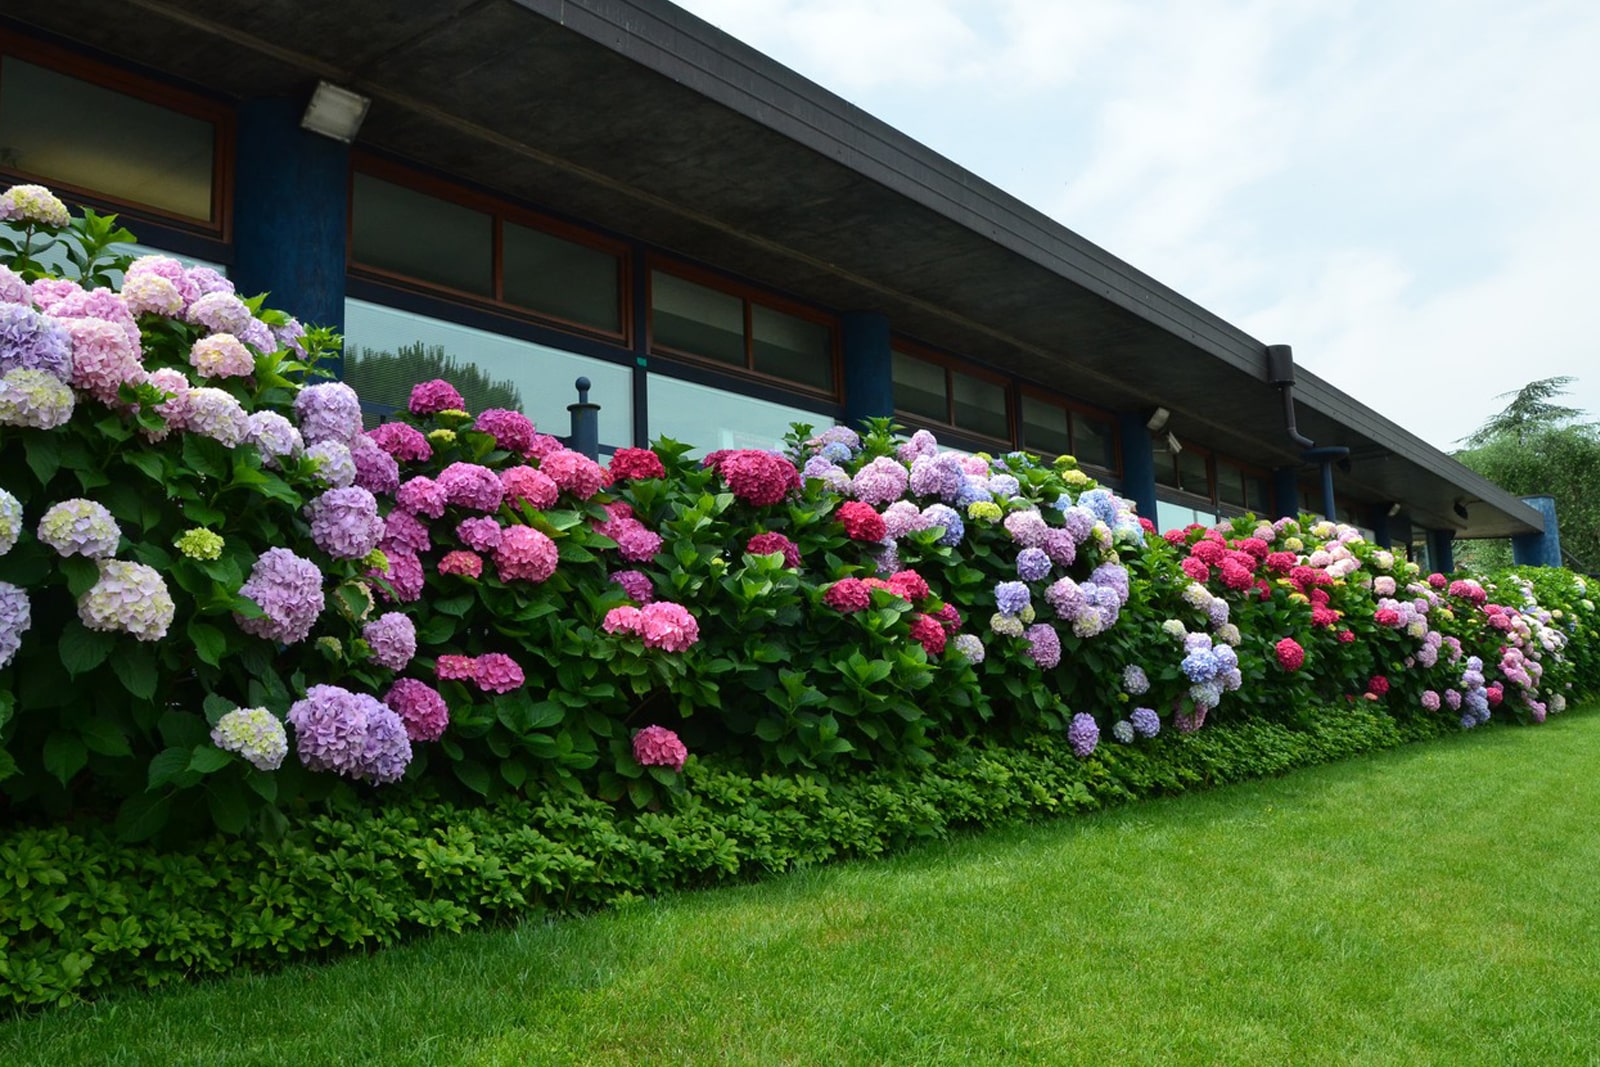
{"left": 452, "top": 759, "right": 492, "bottom": 797}
{"left": 124, "top": 450, "right": 167, "bottom": 483}
{"left": 80, "top": 716, "right": 133, "bottom": 757}
{"left": 189, "top": 620, "right": 228, "bottom": 668}
{"left": 114, "top": 793, "right": 172, "bottom": 842}
{"left": 43, "top": 732, "right": 88, "bottom": 786}
{"left": 59, "top": 621, "right": 115, "bottom": 676}
{"left": 526, "top": 700, "right": 566, "bottom": 730}
{"left": 207, "top": 778, "right": 249, "bottom": 834}
{"left": 147, "top": 747, "right": 193, "bottom": 790}
{"left": 60, "top": 556, "right": 101, "bottom": 598}
{"left": 435, "top": 593, "right": 475, "bottom": 617}
{"left": 202, "top": 693, "right": 235, "bottom": 725}
{"left": 110, "top": 645, "right": 158, "bottom": 699}
{"left": 189, "top": 745, "right": 234, "bottom": 774}
{"left": 500, "top": 758, "right": 528, "bottom": 790}
{"left": 181, "top": 435, "right": 230, "bottom": 480}
{"left": 24, "top": 434, "right": 63, "bottom": 486}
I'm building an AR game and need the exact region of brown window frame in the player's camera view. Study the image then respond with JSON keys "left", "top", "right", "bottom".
{"left": 0, "top": 29, "right": 234, "bottom": 238}
{"left": 647, "top": 257, "right": 841, "bottom": 402}
{"left": 1017, "top": 384, "right": 1121, "bottom": 476}
{"left": 891, "top": 340, "right": 1014, "bottom": 451}
{"left": 347, "top": 154, "right": 633, "bottom": 347}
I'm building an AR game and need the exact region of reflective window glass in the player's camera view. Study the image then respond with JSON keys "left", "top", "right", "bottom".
{"left": 1075, "top": 416, "right": 1117, "bottom": 469}
{"left": 951, "top": 370, "right": 1008, "bottom": 440}
{"left": 892, "top": 351, "right": 947, "bottom": 423}
{"left": 1020, "top": 395, "right": 1071, "bottom": 456}
{"left": 1177, "top": 450, "right": 1211, "bottom": 498}
{"left": 651, "top": 271, "right": 744, "bottom": 366}
{"left": 649, "top": 373, "right": 827, "bottom": 455}
{"left": 351, "top": 174, "right": 492, "bottom": 296}
{"left": 503, "top": 221, "right": 620, "bottom": 333}
{"left": 0, "top": 57, "right": 216, "bottom": 222}
{"left": 751, "top": 304, "right": 832, "bottom": 391}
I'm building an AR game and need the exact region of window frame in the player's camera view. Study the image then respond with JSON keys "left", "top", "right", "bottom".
{"left": 0, "top": 29, "right": 235, "bottom": 238}
{"left": 347, "top": 153, "right": 633, "bottom": 347}
{"left": 1015, "top": 384, "right": 1121, "bottom": 476}
{"left": 891, "top": 339, "right": 1014, "bottom": 452}
{"left": 647, "top": 256, "right": 841, "bottom": 402}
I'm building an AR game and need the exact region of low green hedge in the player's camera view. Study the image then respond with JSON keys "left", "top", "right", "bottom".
{"left": 0, "top": 702, "right": 1461, "bottom": 1011}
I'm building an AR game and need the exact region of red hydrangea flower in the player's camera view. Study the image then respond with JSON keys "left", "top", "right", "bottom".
{"left": 823, "top": 577, "right": 872, "bottom": 613}
{"left": 1374, "top": 608, "right": 1401, "bottom": 627}
{"left": 609, "top": 447, "right": 666, "bottom": 481}
{"left": 908, "top": 613, "right": 947, "bottom": 656}
{"left": 703, "top": 449, "right": 801, "bottom": 507}
{"left": 1162, "top": 529, "right": 1188, "bottom": 546}
{"left": 1310, "top": 587, "right": 1330, "bottom": 605}
{"left": 747, "top": 531, "right": 801, "bottom": 568}
{"left": 1190, "top": 539, "right": 1225, "bottom": 566}
{"left": 1179, "top": 556, "right": 1211, "bottom": 583}
{"left": 886, "top": 569, "right": 931, "bottom": 603}
{"left": 1486, "top": 683, "right": 1503, "bottom": 706}
{"left": 1139, "top": 516, "right": 1156, "bottom": 533}
{"left": 1254, "top": 579, "right": 1273, "bottom": 601}
{"left": 1311, "top": 606, "right": 1339, "bottom": 628}
{"left": 838, "top": 501, "right": 887, "bottom": 542}
{"left": 1275, "top": 637, "right": 1305, "bottom": 671}
{"left": 1367, "top": 674, "right": 1390, "bottom": 696}
{"left": 1265, "top": 551, "right": 1297, "bottom": 574}
{"left": 1336, "top": 629, "right": 1356, "bottom": 643}
{"left": 1219, "top": 560, "right": 1254, "bottom": 591}
{"left": 1235, "top": 537, "right": 1270, "bottom": 560}
{"left": 1427, "top": 572, "right": 1448, "bottom": 589}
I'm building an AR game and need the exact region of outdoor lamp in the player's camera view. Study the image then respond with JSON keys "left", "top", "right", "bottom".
{"left": 1453, "top": 500, "right": 1470, "bottom": 521}
{"left": 1166, "top": 431, "right": 1182, "bottom": 455}
{"left": 1146, "top": 407, "right": 1170, "bottom": 432}
{"left": 1387, "top": 502, "right": 1403, "bottom": 518}
{"left": 301, "top": 82, "right": 371, "bottom": 142}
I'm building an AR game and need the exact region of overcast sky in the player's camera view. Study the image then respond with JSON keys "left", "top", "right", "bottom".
{"left": 673, "top": 0, "right": 1600, "bottom": 454}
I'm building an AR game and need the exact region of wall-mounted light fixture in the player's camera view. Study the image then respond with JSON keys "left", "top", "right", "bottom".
{"left": 1146, "top": 407, "right": 1170, "bottom": 432}
{"left": 1166, "top": 431, "right": 1183, "bottom": 455}
{"left": 1453, "top": 499, "right": 1470, "bottom": 521}
{"left": 301, "top": 81, "right": 371, "bottom": 142}
{"left": 1387, "top": 502, "right": 1403, "bottom": 518}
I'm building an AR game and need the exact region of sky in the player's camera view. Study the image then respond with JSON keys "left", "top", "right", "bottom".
{"left": 672, "top": 0, "right": 1600, "bottom": 453}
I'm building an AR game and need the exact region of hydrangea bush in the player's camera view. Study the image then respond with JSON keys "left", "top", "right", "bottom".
{"left": 2, "top": 186, "right": 1597, "bottom": 842}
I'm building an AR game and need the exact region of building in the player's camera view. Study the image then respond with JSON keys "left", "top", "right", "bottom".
{"left": 0, "top": 0, "right": 1561, "bottom": 570}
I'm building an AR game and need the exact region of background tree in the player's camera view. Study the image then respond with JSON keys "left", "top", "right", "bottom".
{"left": 343, "top": 342, "right": 523, "bottom": 417}
{"left": 1454, "top": 376, "right": 1599, "bottom": 574}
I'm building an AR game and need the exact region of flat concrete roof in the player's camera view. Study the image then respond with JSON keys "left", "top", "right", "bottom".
{"left": 4, "top": 0, "right": 1544, "bottom": 538}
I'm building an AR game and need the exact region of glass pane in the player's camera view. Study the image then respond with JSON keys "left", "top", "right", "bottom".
{"left": 1177, "top": 450, "right": 1211, "bottom": 498}
{"left": 351, "top": 174, "right": 492, "bottom": 296}
{"left": 1155, "top": 500, "right": 1195, "bottom": 534}
{"left": 1246, "top": 476, "right": 1270, "bottom": 513}
{"left": 649, "top": 373, "right": 827, "bottom": 456}
{"left": 502, "top": 222, "right": 620, "bottom": 332}
{"left": 950, "top": 370, "right": 1008, "bottom": 440}
{"left": 1075, "top": 416, "right": 1116, "bottom": 469}
{"left": 343, "top": 298, "right": 632, "bottom": 448}
{"left": 1020, "top": 395, "right": 1071, "bottom": 456}
{"left": 0, "top": 58, "right": 215, "bottom": 221}
{"left": 751, "top": 304, "right": 833, "bottom": 391}
{"left": 1216, "top": 462, "right": 1246, "bottom": 507}
{"left": 892, "top": 351, "right": 946, "bottom": 423}
{"left": 1154, "top": 450, "right": 1180, "bottom": 489}
{"left": 651, "top": 271, "right": 744, "bottom": 366}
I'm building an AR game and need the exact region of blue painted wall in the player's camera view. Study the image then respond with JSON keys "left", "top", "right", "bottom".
{"left": 1116, "top": 413, "right": 1158, "bottom": 522}
{"left": 840, "top": 311, "right": 893, "bottom": 430}
{"left": 1271, "top": 467, "right": 1299, "bottom": 519}
{"left": 1512, "top": 495, "right": 1563, "bottom": 567}
{"left": 232, "top": 98, "right": 350, "bottom": 367}
{"left": 1427, "top": 528, "right": 1456, "bottom": 573}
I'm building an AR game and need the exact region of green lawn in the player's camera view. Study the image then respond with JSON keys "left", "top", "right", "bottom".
{"left": 7, "top": 710, "right": 1600, "bottom": 1065}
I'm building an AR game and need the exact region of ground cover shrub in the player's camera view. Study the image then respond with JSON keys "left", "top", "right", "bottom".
{"left": 0, "top": 701, "right": 1437, "bottom": 1009}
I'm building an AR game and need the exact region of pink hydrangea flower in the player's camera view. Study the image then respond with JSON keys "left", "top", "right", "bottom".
{"left": 396, "top": 476, "right": 448, "bottom": 518}
{"left": 632, "top": 724, "right": 688, "bottom": 772}
{"left": 409, "top": 379, "right": 465, "bottom": 416}
{"left": 495, "top": 526, "right": 558, "bottom": 582}
{"left": 384, "top": 678, "right": 450, "bottom": 742}
{"left": 436, "top": 654, "right": 477, "bottom": 681}
{"left": 824, "top": 577, "right": 872, "bottom": 613}
{"left": 367, "top": 422, "right": 432, "bottom": 462}
{"left": 438, "top": 550, "right": 484, "bottom": 578}
{"left": 501, "top": 466, "right": 560, "bottom": 509}
{"left": 640, "top": 601, "right": 699, "bottom": 652}
{"left": 438, "top": 462, "right": 504, "bottom": 512}
{"left": 474, "top": 652, "right": 524, "bottom": 693}
{"left": 603, "top": 605, "right": 644, "bottom": 634}
{"left": 540, "top": 449, "right": 605, "bottom": 499}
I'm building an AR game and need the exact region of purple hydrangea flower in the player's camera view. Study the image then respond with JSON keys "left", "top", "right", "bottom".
{"left": 0, "top": 581, "right": 31, "bottom": 669}
{"left": 0, "top": 303, "right": 73, "bottom": 382}
{"left": 1089, "top": 563, "right": 1130, "bottom": 606}
{"left": 1122, "top": 664, "right": 1150, "bottom": 695}
{"left": 362, "top": 612, "right": 417, "bottom": 671}
{"left": 236, "top": 547, "right": 325, "bottom": 644}
{"left": 182, "top": 387, "right": 250, "bottom": 447}
{"left": 351, "top": 434, "right": 401, "bottom": 496}
{"left": 1016, "top": 547, "right": 1052, "bottom": 582}
{"left": 186, "top": 291, "right": 254, "bottom": 335}
{"left": 306, "top": 487, "right": 384, "bottom": 560}
{"left": 610, "top": 569, "right": 655, "bottom": 603}
{"left": 1130, "top": 707, "right": 1161, "bottom": 738}
{"left": 307, "top": 440, "right": 356, "bottom": 489}
{"left": 287, "top": 684, "right": 412, "bottom": 785}
{"left": 247, "top": 411, "right": 304, "bottom": 468}
{"left": 851, "top": 456, "right": 910, "bottom": 506}
{"left": 1023, "top": 622, "right": 1061, "bottom": 668}
{"left": 294, "top": 382, "right": 363, "bottom": 446}
{"left": 995, "top": 581, "right": 1031, "bottom": 617}
{"left": 1067, "top": 712, "right": 1099, "bottom": 757}
{"left": 920, "top": 504, "right": 963, "bottom": 546}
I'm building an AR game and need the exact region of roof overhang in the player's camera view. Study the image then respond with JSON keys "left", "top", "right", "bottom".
{"left": 5, "top": 0, "right": 1544, "bottom": 538}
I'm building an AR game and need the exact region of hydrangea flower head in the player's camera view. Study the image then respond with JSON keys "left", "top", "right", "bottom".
{"left": 0, "top": 184, "right": 71, "bottom": 226}
{"left": 210, "top": 707, "right": 288, "bottom": 771}
{"left": 350, "top": 435, "right": 401, "bottom": 495}
{"left": 851, "top": 456, "right": 910, "bottom": 506}
{"left": 1130, "top": 707, "right": 1161, "bottom": 738}
{"left": 188, "top": 333, "right": 254, "bottom": 379}
{"left": 174, "top": 527, "right": 224, "bottom": 561}
{"left": 397, "top": 476, "right": 448, "bottom": 518}
{"left": 287, "top": 684, "right": 411, "bottom": 785}
{"left": 184, "top": 387, "right": 250, "bottom": 447}
{"left": 236, "top": 548, "right": 324, "bottom": 644}
{"left": 1023, "top": 623, "right": 1061, "bottom": 668}
{"left": 368, "top": 422, "right": 432, "bottom": 463}
{"left": 704, "top": 449, "right": 801, "bottom": 506}
{"left": 501, "top": 466, "right": 560, "bottom": 510}
{"left": 474, "top": 652, "right": 525, "bottom": 693}
{"left": 1067, "top": 712, "right": 1099, "bottom": 757}
{"left": 495, "top": 526, "right": 559, "bottom": 582}
{"left": 409, "top": 378, "right": 466, "bottom": 416}
{"left": 439, "top": 462, "right": 505, "bottom": 512}
{"left": 0, "top": 303, "right": 73, "bottom": 382}
{"left": 747, "top": 531, "right": 801, "bottom": 568}
{"left": 953, "top": 632, "right": 985, "bottom": 664}
{"left": 640, "top": 601, "right": 700, "bottom": 652}
{"left": 920, "top": 503, "right": 963, "bottom": 546}
{"left": 37, "top": 499, "right": 120, "bottom": 559}
{"left": 609, "top": 447, "right": 667, "bottom": 481}
{"left": 294, "top": 382, "right": 363, "bottom": 446}
{"left": 384, "top": 679, "right": 450, "bottom": 742}
{"left": 540, "top": 449, "right": 606, "bottom": 499}
{"left": 474, "top": 408, "right": 536, "bottom": 454}
{"left": 0, "top": 367, "right": 75, "bottom": 428}
{"left": 633, "top": 725, "right": 688, "bottom": 771}
{"left": 78, "top": 560, "right": 174, "bottom": 641}
{"left": 838, "top": 501, "right": 887, "bottom": 542}
{"left": 0, "top": 581, "right": 31, "bottom": 669}
{"left": 306, "top": 487, "right": 385, "bottom": 560}
{"left": 363, "top": 612, "right": 417, "bottom": 671}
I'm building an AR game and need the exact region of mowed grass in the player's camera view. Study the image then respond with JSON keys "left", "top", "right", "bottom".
{"left": 7, "top": 711, "right": 1600, "bottom": 1066}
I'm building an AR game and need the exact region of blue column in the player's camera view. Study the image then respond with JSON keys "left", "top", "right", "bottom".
{"left": 1369, "top": 506, "right": 1392, "bottom": 549}
{"left": 1427, "top": 528, "right": 1455, "bottom": 574}
{"left": 232, "top": 98, "right": 351, "bottom": 369}
{"left": 840, "top": 311, "right": 893, "bottom": 430}
{"left": 1512, "top": 494, "right": 1563, "bottom": 567}
{"left": 1116, "top": 412, "right": 1157, "bottom": 522}
{"left": 1271, "top": 467, "right": 1299, "bottom": 520}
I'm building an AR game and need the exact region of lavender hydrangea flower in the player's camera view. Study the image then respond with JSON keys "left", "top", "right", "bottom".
{"left": 995, "top": 581, "right": 1031, "bottom": 617}
{"left": 1078, "top": 488, "right": 1118, "bottom": 524}
{"left": 294, "top": 382, "right": 363, "bottom": 446}
{"left": 952, "top": 632, "right": 985, "bottom": 664}
{"left": 306, "top": 487, "right": 384, "bottom": 560}
{"left": 287, "top": 684, "right": 412, "bottom": 785}
{"left": 37, "top": 499, "right": 121, "bottom": 559}
{"left": 1122, "top": 664, "right": 1150, "bottom": 694}
{"left": 851, "top": 456, "right": 910, "bottom": 506}
{"left": 1067, "top": 712, "right": 1099, "bottom": 757}
{"left": 186, "top": 291, "right": 255, "bottom": 335}
{"left": 1059, "top": 506, "right": 1095, "bottom": 544}
{"left": 1130, "top": 707, "right": 1161, "bottom": 738}
{"left": 210, "top": 707, "right": 289, "bottom": 771}
{"left": 78, "top": 560, "right": 174, "bottom": 641}
{"left": 362, "top": 612, "right": 417, "bottom": 671}
{"left": 235, "top": 547, "right": 325, "bottom": 644}
{"left": 1004, "top": 509, "right": 1049, "bottom": 548}
{"left": 1016, "top": 547, "right": 1052, "bottom": 582}
{"left": 308, "top": 440, "right": 356, "bottom": 489}
{"left": 920, "top": 504, "right": 963, "bottom": 546}
{"left": 1089, "top": 562, "right": 1130, "bottom": 606}
{"left": 0, "top": 581, "right": 30, "bottom": 669}
{"left": 908, "top": 453, "right": 964, "bottom": 499}
{"left": 183, "top": 387, "right": 250, "bottom": 447}
{"left": 0, "top": 367, "right": 76, "bottom": 429}
{"left": 247, "top": 411, "right": 304, "bottom": 468}
{"left": 0, "top": 303, "right": 73, "bottom": 381}
{"left": 954, "top": 478, "right": 993, "bottom": 507}
{"left": 882, "top": 500, "right": 926, "bottom": 539}
{"left": 1112, "top": 719, "right": 1136, "bottom": 744}
{"left": 1023, "top": 622, "right": 1061, "bottom": 668}
{"left": 988, "top": 474, "right": 1021, "bottom": 499}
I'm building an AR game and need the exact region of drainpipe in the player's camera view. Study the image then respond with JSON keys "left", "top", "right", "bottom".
{"left": 1266, "top": 344, "right": 1348, "bottom": 520}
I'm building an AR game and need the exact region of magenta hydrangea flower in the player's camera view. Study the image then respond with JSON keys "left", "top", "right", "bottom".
{"left": 0, "top": 368, "right": 75, "bottom": 429}
{"left": 236, "top": 548, "right": 325, "bottom": 644}
{"left": 378, "top": 550, "right": 425, "bottom": 602}
{"left": 704, "top": 449, "right": 801, "bottom": 507}
{"left": 367, "top": 422, "right": 432, "bottom": 463}
{"left": 746, "top": 532, "right": 801, "bottom": 568}
{"left": 438, "top": 462, "right": 504, "bottom": 512}
{"left": 409, "top": 378, "right": 465, "bottom": 416}
{"left": 824, "top": 578, "right": 872, "bottom": 613}
{"left": 474, "top": 652, "right": 524, "bottom": 693}
{"left": 615, "top": 524, "right": 663, "bottom": 563}
{"left": 632, "top": 724, "right": 688, "bottom": 772}
{"left": 384, "top": 678, "right": 450, "bottom": 742}
{"left": 37, "top": 499, "right": 121, "bottom": 559}
{"left": 350, "top": 435, "right": 401, "bottom": 496}
{"left": 501, "top": 466, "right": 560, "bottom": 510}
{"left": 610, "top": 569, "right": 654, "bottom": 603}
{"left": 287, "top": 684, "right": 411, "bottom": 785}
{"left": 363, "top": 612, "right": 417, "bottom": 671}
{"left": 456, "top": 516, "right": 502, "bottom": 552}
{"left": 78, "top": 560, "right": 174, "bottom": 641}
{"left": 383, "top": 509, "right": 431, "bottom": 555}
{"left": 540, "top": 449, "right": 605, "bottom": 499}
{"left": 0, "top": 303, "right": 73, "bottom": 382}
{"left": 640, "top": 601, "right": 699, "bottom": 652}
{"left": 294, "top": 382, "right": 363, "bottom": 446}
{"left": 436, "top": 654, "right": 477, "bottom": 681}
{"left": 495, "top": 526, "right": 558, "bottom": 583}
{"left": 438, "top": 550, "right": 483, "bottom": 578}
{"left": 306, "top": 487, "right": 385, "bottom": 560}
{"left": 396, "top": 475, "right": 448, "bottom": 518}
{"left": 475, "top": 408, "right": 536, "bottom": 453}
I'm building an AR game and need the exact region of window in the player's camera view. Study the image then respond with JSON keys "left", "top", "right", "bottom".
{"left": 892, "top": 346, "right": 1009, "bottom": 444}
{"left": 349, "top": 158, "right": 628, "bottom": 341}
{"left": 0, "top": 38, "right": 230, "bottom": 233}
{"left": 342, "top": 298, "right": 633, "bottom": 449}
{"left": 1018, "top": 390, "right": 1117, "bottom": 471}
{"left": 649, "top": 266, "right": 836, "bottom": 395}
{"left": 648, "top": 373, "right": 830, "bottom": 456}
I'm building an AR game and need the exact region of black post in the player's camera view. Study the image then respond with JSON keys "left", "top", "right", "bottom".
{"left": 568, "top": 377, "right": 601, "bottom": 459}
